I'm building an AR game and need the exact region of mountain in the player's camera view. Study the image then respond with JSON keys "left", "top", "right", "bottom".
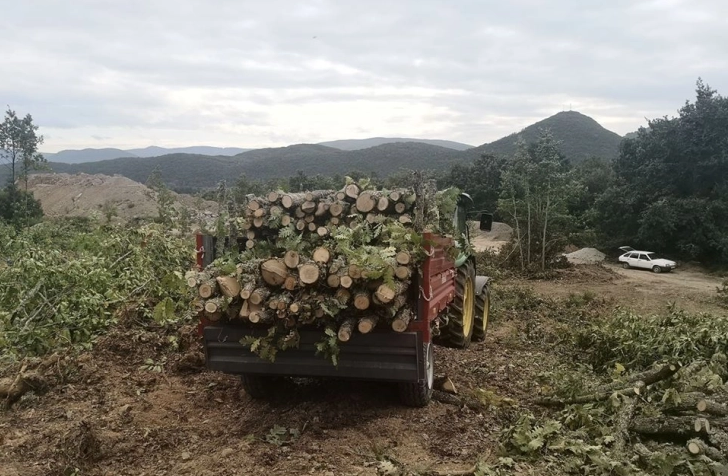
{"left": 468, "top": 111, "right": 623, "bottom": 162}
{"left": 42, "top": 142, "right": 463, "bottom": 190}
{"left": 318, "top": 137, "right": 473, "bottom": 151}
{"left": 126, "top": 146, "right": 250, "bottom": 157}
{"left": 43, "top": 148, "right": 138, "bottom": 164}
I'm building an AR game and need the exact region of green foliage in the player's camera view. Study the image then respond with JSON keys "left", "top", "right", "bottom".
{"left": 0, "top": 185, "right": 44, "bottom": 227}
{"left": 145, "top": 168, "right": 176, "bottom": 226}
{"left": 0, "top": 220, "right": 194, "bottom": 358}
{"left": 718, "top": 280, "right": 728, "bottom": 308}
{"left": 240, "top": 327, "right": 300, "bottom": 363}
{"left": 595, "top": 80, "right": 728, "bottom": 264}
{"left": 443, "top": 154, "right": 505, "bottom": 213}
{"left": 572, "top": 306, "right": 728, "bottom": 371}
{"left": 264, "top": 425, "right": 300, "bottom": 447}
{"left": 0, "top": 108, "right": 47, "bottom": 187}
{"left": 314, "top": 326, "right": 340, "bottom": 366}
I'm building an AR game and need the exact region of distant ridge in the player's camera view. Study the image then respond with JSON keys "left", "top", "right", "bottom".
{"left": 318, "top": 137, "right": 473, "bottom": 151}
{"left": 467, "top": 111, "right": 622, "bottom": 161}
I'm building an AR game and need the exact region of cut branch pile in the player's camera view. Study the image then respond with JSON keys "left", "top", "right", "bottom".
{"left": 187, "top": 179, "right": 449, "bottom": 362}
{"left": 536, "top": 353, "right": 728, "bottom": 468}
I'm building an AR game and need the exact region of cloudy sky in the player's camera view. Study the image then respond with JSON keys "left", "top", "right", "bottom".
{"left": 3, "top": 0, "right": 727, "bottom": 152}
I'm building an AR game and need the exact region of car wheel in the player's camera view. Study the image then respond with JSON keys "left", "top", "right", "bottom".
{"left": 622, "top": 263, "right": 630, "bottom": 269}
{"left": 652, "top": 266, "right": 662, "bottom": 273}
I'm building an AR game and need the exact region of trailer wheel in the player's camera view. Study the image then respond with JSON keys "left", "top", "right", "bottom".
{"left": 439, "top": 261, "right": 476, "bottom": 348}
{"left": 240, "top": 374, "right": 274, "bottom": 399}
{"left": 472, "top": 286, "right": 490, "bottom": 342}
{"left": 398, "top": 343, "right": 434, "bottom": 407}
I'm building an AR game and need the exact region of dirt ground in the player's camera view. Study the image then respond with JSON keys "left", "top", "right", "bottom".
{"left": 1, "top": 264, "right": 725, "bottom": 476}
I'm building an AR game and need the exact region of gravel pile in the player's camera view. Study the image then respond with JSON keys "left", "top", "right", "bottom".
{"left": 564, "top": 247, "right": 606, "bottom": 265}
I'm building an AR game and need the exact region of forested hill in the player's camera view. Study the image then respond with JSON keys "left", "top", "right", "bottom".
{"left": 466, "top": 111, "right": 623, "bottom": 161}
{"left": 47, "top": 142, "right": 464, "bottom": 190}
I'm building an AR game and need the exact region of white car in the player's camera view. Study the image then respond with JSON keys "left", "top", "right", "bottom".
{"left": 618, "top": 246, "right": 677, "bottom": 273}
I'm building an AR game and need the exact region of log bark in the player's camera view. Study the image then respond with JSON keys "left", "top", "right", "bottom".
{"left": 597, "top": 362, "right": 681, "bottom": 393}
{"left": 353, "top": 291, "right": 371, "bottom": 310}
{"left": 314, "top": 201, "right": 330, "bottom": 218}
{"left": 249, "top": 310, "right": 273, "bottom": 324}
{"left": 305, "top": 190, "right": 333, "bottom": 202}
{"left": 537, "top": 381, "right": 646, "bottom": 406}
{"left": 298, "top": 262, "right": 321, "bottom": 285}
{"left": 338, "top": 318, "right": 357, "bottom": 342}
{"left": 1, "top": 369, "right": 44, "bottom": 407}
{"left": 629, "top": 416, "right": 708, "bottom": 437}
{"left": 281, "top": 193, "right": 306, "bottom": 209}
{"left": 396, "top": 251, "right": 411, "bottom": 265}
{"left": 249, "top": 287, "right": 270, "bottom": 305}
{"left": 357, "top": 315, "right": 378, "bottom": 334}
{"left": 313, "top": 247, "right": 331, "bottom": 264}
{"left": 260, "top": 259, "right": 288, "bottom": 286}
{"left": 294, "top": 206, "right": 306, "bottom": 218}
{"left": 614, "top": 392, "right": 641, "bottom": 454}
{"left": 216, "top": 276, "right": 241, "bottom": 298}
{"left": 284, "top": 250, "right": 300, "bottom": 269}
{"left": 391, "top": 308, "right": 413, "bottom": 332}
{"left": 355, "top": 191, "right": 377, "bottom": 213}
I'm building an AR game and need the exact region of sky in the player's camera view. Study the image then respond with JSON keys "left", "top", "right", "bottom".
{"left": 2, "top": 0, "right": 727, "bottom": 152}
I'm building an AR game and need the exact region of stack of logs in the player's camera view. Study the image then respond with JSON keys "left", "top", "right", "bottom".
{"left": 537, "top": 353, "right": 728, "bottom": 466}
{"left": 188, "top": 183, "right": 422, "bottom": 342}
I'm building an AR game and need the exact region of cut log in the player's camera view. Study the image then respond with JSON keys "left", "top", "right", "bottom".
{"left": 434, "top": 376, "right": 457, "bottom": 395}
{"left": 375, "top": 281, "right": 409, "bottom": 305}
{"left": 245, "top": 240, "right": 255, "bottom": 249}
{"left": 268, "top": 298, "right": 279, "bottom": 310}
{"left": 327, "top": 274, "right": 341, "bottom": 288}
{"left": 246, "top": 230, "right": 256, "bottom": 240}
{"left": 204, "top": 298, "right": 224, "bottom": 314}
{"left": 355, "top": 191, "right": 377, "bottom": 213}
{"left": 305, "top": 190, "right": 333, "bottom": 202}
{"left": 395, "top": 251, "right": 411, "bottom": 265}
{"left": 186, "top": 276, "right": 198, "bottom": 288}
{"left": 614, "top": 393, "right": 640, "bottom": 454}
{"left": 304, "top": 214, "right": 315, "bottom": 223}
{"left": 329, "top": 202, "right": 347, "bottom": 217}
{"left": 294, "top": 207, "right": 306, "bottom": 218}
{"left": 281, "top": 193, "right": 306, "bottom": 209}
{"left": 192, "top": 300, "right": 204, "bottom": 313}
{"left": 329, "top": 217, "right": 340, "bottom": 226}
{"left": 296, "top": 220, "right": 306, "bottom": 231}
{"left": 198, "top": 280, "right": 217, "bottom": 299}
{"left": 708, "top": 430, "right": 728, "bottom": 454}
{"left": 307, "top": 223, "right": 317, "bottom": 232}
{"left": 252, "top": 217, "right": 264, "bottom": 228}
{"left": 335, "top": 288, "right": 351, "bottom": 305}
{"left": 260, "top": 259, "right": 288, "bottom": 286}
{"left": 298, "top": 262, "right": 321, "bottom": 285}
{"left": 216, "top": 276, "right": 241, "bottom": 298}
{"left": 289, "top": 302, "right": 301, "bottom": 314}
{"left": 344, "top": 183, "right": 360, "bottom": 201}
{"left": 284, "top": 250, "right": 300, "bottom": 269}
{"left": 335, "top": 191, "right": 346, "bottom": 201}
{"left": 276, "top": 294, "right": 291, "bottom": 311}
{"left": 249, "top": 310, "right": 273, "bottom": 324}
{"left": 0, "top": 369, "right": 44, "bottom": 407}
{"left": 394, "top": 202, "right": 407, "bottom": 214}
{"left": 357, "top": 315, "right": 378, "bottom": 334}
{"left": 247, "top": 198, "right": 267, "bottom": 211}
{"left": 339, "top": 275, "right": 353, "bottom": 289}
{"left": 283, "top": 275, "right": 298, "bottom": 291}
{"left": 698, "top": 398, "right": 728, "bottom": 417}
{"left": 239, "top": 282, "right": 255, "bottom": 300}
{"left": 314, "top": 201, "right": 329, "bottom": 217}
{"left": 313, "top": 247, "right": 331, "bottom": 264}
{"left": 366, "top": 213, "right": 380, "bottom": 224}
{"left": 389, "top": 190, "right": 402, "bottom": 202}
{"left": 537, "top": 380, "right": 647, "bottom": 406}
{"left": 630, "top": 416, "right": 708, "bottom": 437}
{"left": 395, "top": 266, "right": 411, "bottom": 280}
{"left": 238, "top": 300, "right": 250, "bottom": 318}
{"left": 280, "top": 215, "right": 292, "bottom": 227}
{"left": 317, "top": 226, "right": 329, "bottom": 237}
{"left": 695, "top": 417, "right": 710, "bottom": 433}
{"left": 353, "top": 291, "right": 371, "bottom": 310}
{"left": 597, "top": 362, "right": 681, "bottom": 393}
{"left": 398, "top": 214, "right": 413, "bottom": 225}
{"left": 249, "top": 287, "right": 271, "bottom": 305}
{"left": 348, "top": 264, "right": 363, "bottom": 280}
{"left": 377, "top": 196, "right": 391, "bottom": 212}
{"left": 301, "top": 201, "right": 317, "bottom": 214}
{"left": 686, "top": 439, "right": 723, "bottom": 461}
{"left": 338, "top": 318, "right": 357, "bottom": 342}
{"left": 267, "top": 190, "right": 281, "bottom": 203}
{"left": 392, "top": 308, "right": 413, "bottom": 332}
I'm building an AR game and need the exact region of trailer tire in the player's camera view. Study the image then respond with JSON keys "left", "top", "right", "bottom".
{"left": 472, "top": 286, "right": 490, "bottom": 342}
{"left": 240, "top": 374, "right": 274, "bottom": 399}
{"left": 398, "top": 343, "right": 433, "bottom": 407}
{"left": 438, "top": 261, "right": 476, "bottom": 348}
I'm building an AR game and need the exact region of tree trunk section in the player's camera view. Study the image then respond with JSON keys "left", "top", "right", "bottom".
{"left": 357, "top": 315, "right": 378, "bottom": 334}
{"left": 396, "top": 251, "right": 411, "bottom": 265}
{"left": 313, "top": 247, "right": 331, "bottom": 264}
{"left": 216, "top": 276, "right": 241, "bottom": 298}
{"left": 392, "top": 308, "right": 413, "bottom": 332}
{"left": 284, "top": 250, "right": 300, "bottom": 269}
{"left": 338, "top": 318, "right": 357, "bottom": 342}
{"left": 355, "top": 191, "right": 377, "bottom": 213}
{"left": 344, "top": 183, "right": 360, "bottom": 201}
{"left": 249, "top": 287, "right": 270, "bottom": 305}
{"left": 198, "top": 280, "right": 217, "bottom": 299}
{"left": 281, "top": 193, "right": 306, "bottom": 209}
{"left": 298, "top": 262, "right": 321, "bottom": 285}
{"left": 353, "top": 291, "right": 371, "bottom": 310}
{"left": 260, "top": 259, "right": 288, "bottom": 286}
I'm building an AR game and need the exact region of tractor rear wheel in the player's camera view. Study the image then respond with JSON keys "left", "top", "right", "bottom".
{"left": 439, "top": 261, "right": 476, "bottom": 348}
{"left": 472, "top": 286, "right": 491, "bottom": 342}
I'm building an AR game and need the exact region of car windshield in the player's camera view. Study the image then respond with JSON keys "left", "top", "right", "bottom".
{"left": 646, "top": 253, "right": 657, "bottom": 260}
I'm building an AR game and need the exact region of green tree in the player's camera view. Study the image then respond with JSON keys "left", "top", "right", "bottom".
{"left": 444, "top": 153, "right": 505, "bottom": 214}
{"left": 595, "top": 79, "right": 728, "bottom": 263}
{"left": 0, "top": 108, "right": 46, "bottom": 189}
{"left": 146, "top": 168, "right": 176, "bottom": 226}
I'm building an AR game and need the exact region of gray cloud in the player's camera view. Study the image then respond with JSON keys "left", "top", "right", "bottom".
{"left": 2, "top": 0, "right": 727, "bottom": 151}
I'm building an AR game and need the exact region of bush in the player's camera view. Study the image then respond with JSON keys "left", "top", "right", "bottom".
{"left": 572, "top": 306, "right": 728, "bottom": 371}
{"left": 0, "top": 220, "right": 195, "bottom": 358}
{"left": 0, "top": 186, "right": 44, "bottom": 227}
